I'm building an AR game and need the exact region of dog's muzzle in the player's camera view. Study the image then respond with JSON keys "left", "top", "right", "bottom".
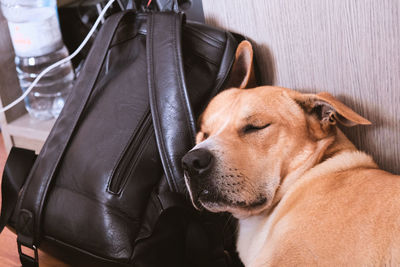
{"left": 181, "top": 148, "right": 217, "bottom": 203}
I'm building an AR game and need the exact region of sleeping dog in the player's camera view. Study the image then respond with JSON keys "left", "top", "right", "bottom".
{"left": 182, "top": 41, "right": 400, "bottom": 266}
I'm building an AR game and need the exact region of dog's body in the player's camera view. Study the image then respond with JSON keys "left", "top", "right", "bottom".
{"left": 182, "top": 41, "right": 400, "bottom": 266}
{"left": 238, "top": 150, "right": 400, "bottom": 266}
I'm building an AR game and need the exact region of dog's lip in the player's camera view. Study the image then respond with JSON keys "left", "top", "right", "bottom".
{"left": 184, "top": 171, "right": 211, "bottom": 210}
{"left": 199, "top": 195, "right": 268, "bottom": 211}
{"left": 193, "top": 197, "right": 204, "bottom": 210}
{"left": 247, "top": 197, "right": 268, "bottom": 208}
{"left": 198, "top": 188, "right": 223, "bottom": 203}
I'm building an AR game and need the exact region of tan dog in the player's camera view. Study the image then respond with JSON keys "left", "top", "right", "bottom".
{"left": 182, "top": 41, "right": 400, "bottom": 266}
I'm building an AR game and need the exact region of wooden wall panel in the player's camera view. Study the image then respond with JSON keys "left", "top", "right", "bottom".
{"left": 202, "top": 0, "right": 400, "bottom": 174}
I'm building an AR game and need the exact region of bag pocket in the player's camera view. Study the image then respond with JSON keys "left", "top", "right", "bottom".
{"left": 107, "top": 110, "right": 152, "bottom": 195}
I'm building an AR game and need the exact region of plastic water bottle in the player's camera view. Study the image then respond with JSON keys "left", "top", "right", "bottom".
{"left": 1, "top": 0, "right": 74, "bottom": 120}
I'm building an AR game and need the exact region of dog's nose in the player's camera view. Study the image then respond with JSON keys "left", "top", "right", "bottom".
{"left": 182, "top": 148, "right": 214, "bottom": 177}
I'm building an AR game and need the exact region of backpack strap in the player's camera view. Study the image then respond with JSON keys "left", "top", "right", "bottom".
{"left": 0, "top": 147, "right": 36, "bottom": 234}
{"left": 147, "top": 11, "right": 196, "bottom": 193}
{"left": 147, "top": 12, "right": 243, "bottom": 267}
{"left": 13, "top": 11, "right": 132, "bottom": 266}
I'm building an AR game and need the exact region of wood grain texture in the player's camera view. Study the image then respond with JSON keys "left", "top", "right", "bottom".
{"left": 202, "top": 0, "right": 400, "bottom": 174}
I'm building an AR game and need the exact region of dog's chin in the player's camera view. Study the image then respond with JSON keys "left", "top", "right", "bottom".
{"left": 199, "top": 197, "right": 271, "bottom": 219}
{"left": 185, "top": 174, "right": 273, "bottom": 217}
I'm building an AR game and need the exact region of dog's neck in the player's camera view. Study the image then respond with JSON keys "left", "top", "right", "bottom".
{"left": 271, "top": 127, "right": 357, "bottom": 211}
{"left": 321, "top": 128, "right": 358, "bottom": 160}
{"left": 237, "top": 130, "right": 377, "bottom": 266}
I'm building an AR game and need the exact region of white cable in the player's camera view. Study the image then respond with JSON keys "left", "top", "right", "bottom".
{"left": 0, "top": 0, "right": 116, "bottom": 113}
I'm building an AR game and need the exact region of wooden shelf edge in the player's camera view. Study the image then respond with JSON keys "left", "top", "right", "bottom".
{"left": 5, "top": 113, "right": 55, "bottom": 142}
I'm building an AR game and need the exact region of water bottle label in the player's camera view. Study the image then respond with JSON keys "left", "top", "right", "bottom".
{"left": 7, "top": 14, "right": 63, "bottom": 57}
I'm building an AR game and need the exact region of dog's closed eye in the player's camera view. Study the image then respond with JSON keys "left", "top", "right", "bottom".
{"left": 243, "top": 123, "right": 271, "bottom": 134}
{"left": 196, "top": 131, "right": 210, "bottom": 143}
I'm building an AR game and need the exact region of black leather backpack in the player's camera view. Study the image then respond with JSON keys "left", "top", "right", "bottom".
{"left": 0, "top": 7, "right": 257, "bottom": 267}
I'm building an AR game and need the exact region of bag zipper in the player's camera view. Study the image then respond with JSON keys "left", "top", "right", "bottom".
{"left": 108, "top": 110, "right": 152, "bottom": 195}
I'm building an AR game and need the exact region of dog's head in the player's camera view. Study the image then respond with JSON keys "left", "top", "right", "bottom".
{"left": 182, "top": 41, "right": 371, "bottom": 218}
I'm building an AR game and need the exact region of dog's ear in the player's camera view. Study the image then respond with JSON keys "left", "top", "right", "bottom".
{"left": 226, "top": 40, "right": 257, "bottom": 89}
{"left": 292, "top": 91, "right": 371, "bottom": 127}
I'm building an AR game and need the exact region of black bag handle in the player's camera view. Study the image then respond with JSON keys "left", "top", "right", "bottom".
{"left": 14, "top": 11, "right": 132, "bottom": 259}
{"left": 153, "top": 0, "right": 180, "bottom": 12}
{"left": 147, "top": 14, "right": 243, "bottom": 266}
{"left": 147, "top": 12, "right": 197, "bottom": 193}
